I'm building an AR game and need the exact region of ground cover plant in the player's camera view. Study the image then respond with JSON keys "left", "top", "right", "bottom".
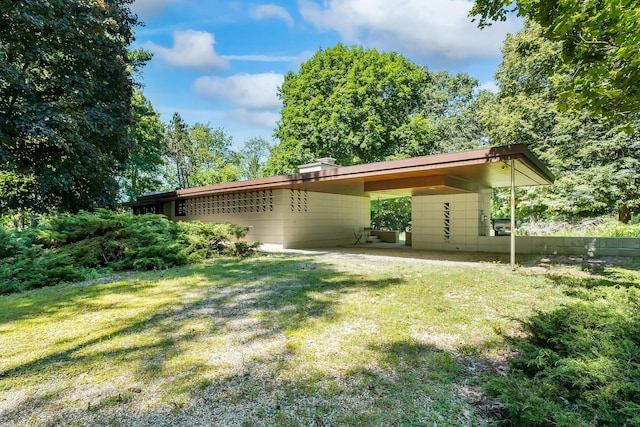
{"left": 2, "top": 250, "right": 637, "bottom": 426}
{"left": 517, "top": 216, "right": 640, "bottom": 237}
{"left": 485, "top": 264, "right": 640, "bottom": 426}
{"left": 0, "top": 210, "right": 258, "bottom": 294}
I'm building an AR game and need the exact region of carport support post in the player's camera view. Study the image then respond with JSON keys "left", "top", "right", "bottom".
{"left": 510, "top": 159, "right": 516, "bottom": 270}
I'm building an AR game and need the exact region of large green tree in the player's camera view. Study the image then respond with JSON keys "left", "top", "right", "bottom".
{"left": 162, "top": 114, "right": 241, "bottom": 189}
{"left": 239, "top": 137, "right": 271, "bottom": 180}
{"left": 471, "top": 0, "right": 640, "bottom": 123}
{"left": 482, "top": 22, "right": 640, "bottom": 220}
{"left": 118, "top": 49, "right": 164, "bottom": 201}
{"left": 0, "top": 0, "right": 138, "bottom": 213}
{"left": 265, "top": 44, "right": 433, "bottom": 175}
{"left": 422, "top": 70, "right": 495, "bottom": 154}
{"left": 119, "top": 89, "right": 165, "bottom": 202}
{"left": 187, "top": 123, "right": 241, "bottom": 187}
{"left": 163, "top": 113, "right": 192, "bottom": 189}
{"left": 266, "top": 44, "right": 493, "bottom": 175}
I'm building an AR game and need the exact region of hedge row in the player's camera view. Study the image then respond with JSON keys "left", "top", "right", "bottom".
{"left": 0, "top": 210, "right": 258, "bottom": 293}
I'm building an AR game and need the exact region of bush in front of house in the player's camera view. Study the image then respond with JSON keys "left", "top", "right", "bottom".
{"left": 485, "top": 285, "right": 640, "bottom": 426}
{"left": 0, "top": 209, "right": 259, "bottom": 293}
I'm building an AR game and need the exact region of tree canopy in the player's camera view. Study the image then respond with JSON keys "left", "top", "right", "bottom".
{"left": 239, "top": 137, "right": 271, "bottom": 180}
{"left": 471, "top": 0, "right": 640, "bottom": 123}
{"left": 481, "top": 22, "right": 640, "bottom": 219}
{"left": 422, "top": 71, "right": 494, "bottom": 154}
{"left": 0, "top": 0, "right": 139, "bottom": 214}
{"left": 265, "top": 44, "right": 433, "bottom": 175}
{"left": 119, "top": 89, "right": 165, "bottom": 202}
{"left": 266, "top": 44, "right": 491, "bottom": 175}
{"left": 161, "top": 113, "right": 241, "bottom": 190}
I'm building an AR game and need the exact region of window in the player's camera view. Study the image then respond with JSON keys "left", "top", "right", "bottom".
{"left": 443, "top": 202, "right": 450, "bottom": 241}
{"left": 175, "top": 200, "right": 186, "bottom": 217}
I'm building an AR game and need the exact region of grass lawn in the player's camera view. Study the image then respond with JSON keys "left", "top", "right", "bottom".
{"left": 0, "top": 251, "right": 635, "bottom": 426}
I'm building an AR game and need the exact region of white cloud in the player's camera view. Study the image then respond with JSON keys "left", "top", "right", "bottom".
{"left": 251, "top": 4, "right": 295, "bottom": 28}
{"left": 192, "top": 72, "right": 284, "bottom": 109}
{"left": 192, "top": 73, "right": 284, "bottom": 130}
{"left": 298, "top": 0, "right": 521, "bottom": 64}
{"left": 228, "top": 109, "right": 281, "bottom": 129}
{"left": 222, "top": 54, "right": 299, "bottom": 62}
{"left": 145, "top": 30, "right": 229, "bottom": 70}
{"left": 478, "top": 80, "right": 499, "bottom": 93}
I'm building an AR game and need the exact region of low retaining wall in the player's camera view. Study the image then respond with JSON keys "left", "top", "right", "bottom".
{"left": 370, "top": 230, "right": 399, "bottom": 243}
{"left": 478, "top": 236, "right": 640, "bottom": 257}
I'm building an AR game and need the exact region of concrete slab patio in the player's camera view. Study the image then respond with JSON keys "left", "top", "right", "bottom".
{"left": 258, "top": 243, "right": 635, "bottom": 271}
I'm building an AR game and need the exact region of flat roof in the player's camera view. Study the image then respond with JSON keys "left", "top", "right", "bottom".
{"left": 129, "top": 144, "right": 554, "bottom": 206}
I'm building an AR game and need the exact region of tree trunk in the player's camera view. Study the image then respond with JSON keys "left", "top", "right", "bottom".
{"left": 618, "top": 203, "right": 631, "bottom": 224}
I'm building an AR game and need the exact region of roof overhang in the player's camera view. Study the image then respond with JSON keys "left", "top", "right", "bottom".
{"left": 126, "top": 144, "right": 554, "bottom": 206}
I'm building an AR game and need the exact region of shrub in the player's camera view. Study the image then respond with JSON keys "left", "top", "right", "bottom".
{"left": 517, "top": 216, "right": 640, "bottom": 237}
{"left": 0, "top": 210, "right": 259, "bottom": 293}
{"left": 486, "top": 286, "right": 640, "bottom": 426}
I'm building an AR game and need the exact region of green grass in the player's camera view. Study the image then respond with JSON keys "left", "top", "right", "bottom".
{"left": 1, "top": 253, "right": 636, "bottom": 426}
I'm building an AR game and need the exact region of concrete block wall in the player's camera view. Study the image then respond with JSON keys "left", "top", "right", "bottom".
{"left": 479, "top": 236, "right": 640, "bottom": 257}
{"left": 171, "top": 190, "right": 287, "bottom": 246}
{"left": 167, "top": 189, "right": 370, "bottom": 249}
{"left": 283, "top": 190, "right": 370, "bottom": 248}
{"left": 411, "top": 190, "right": 491, "bottom": 251}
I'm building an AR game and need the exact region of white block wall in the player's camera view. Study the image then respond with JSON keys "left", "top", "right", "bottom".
{"left": 169, "top": 189, "right": 370, "bottom": 249}
{"left": 479, "top": 236, "right": 640, "bottom": 257}
{"left": 172, "top": 190, "right": 286, "bottom": 246}
{"left": 283, "top": 190, "right": 370, "bottom": 248}
{"left": 411, "top": 190, "right": 491, "bottom": 251}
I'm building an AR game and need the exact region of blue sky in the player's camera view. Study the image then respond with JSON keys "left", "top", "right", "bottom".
{"left": 130, "top": 0, "right": 521, "bottom": 149}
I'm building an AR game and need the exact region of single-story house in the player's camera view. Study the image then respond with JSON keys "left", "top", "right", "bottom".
{"left": 126, "top": 144, "right": 554, "bottom": 254}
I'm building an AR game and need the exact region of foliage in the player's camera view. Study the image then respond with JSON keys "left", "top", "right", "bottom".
{"left": 518, "top": 216, "right": 640, "bottom": 237}
{"left": 163, "top": 113, "right": 192, "bottom": 189}
{"left": 482, "top": 22, "right": 640, "bottom": 219}
{"left": 0, "top": 210, "right": 257, "bottom": 293}
{"left": 266, "top": 44, "right": 492, "bottom": 175}
{"left": 0, "top": 0, "right": 139, "bottom": 214}
{"left": 266, "top": 44, "right": 433, "bottom": 174}
{"left": 487, "top": 284, "right": 640, "bottom": 426}
{"left": 162, "top": 114, "right": 241, "bottom": 189}
{"left": 423, "top": 71, "right": 495, "bottom": 154}
{"left": 370, "top": 197, "right": 412, "bottom": 231}
{"left": 187, "top": 123, "right": 241, "bottom": 187}
{"left": 119, "top": 89, "right": 165, "bottom": 201}
{"left": 471, "top": 0, "right": 640, "bottom": 124}
{"left": 239, "top": 137, "right": 271, "bottom": 180}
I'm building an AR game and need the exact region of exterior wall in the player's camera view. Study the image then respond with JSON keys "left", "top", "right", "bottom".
{"left": 479, "top": 236, "right": 640, "bottom": 257}
{"left": 283, "top": 190, "right": 370, "bottom": 248}
{"left": 171, "top": 189, "right": 286, "bottom": 246}
{"left": 161, "top": 189, "right": 369, "bottom": 249}
{"left": 411, "top": 192, "right": 640, "bottom": 257}
{"left": 411, "top": 190, "right": 491, "bottom": 251}
{"left": 370, "top": 230, "right": 399, "bottom": 243}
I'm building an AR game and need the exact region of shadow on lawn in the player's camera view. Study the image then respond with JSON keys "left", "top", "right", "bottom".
{"left": 550, "top": 267, "right": 640, "bottom": 291}
{"left": 18, "top": 340, "right": 494, "bottom": 427}
{"left": 0, "top": 272, "right": 149, "bottom": 325}
{"left": 0, "top": 255, "right": 407, "bottom": 425}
